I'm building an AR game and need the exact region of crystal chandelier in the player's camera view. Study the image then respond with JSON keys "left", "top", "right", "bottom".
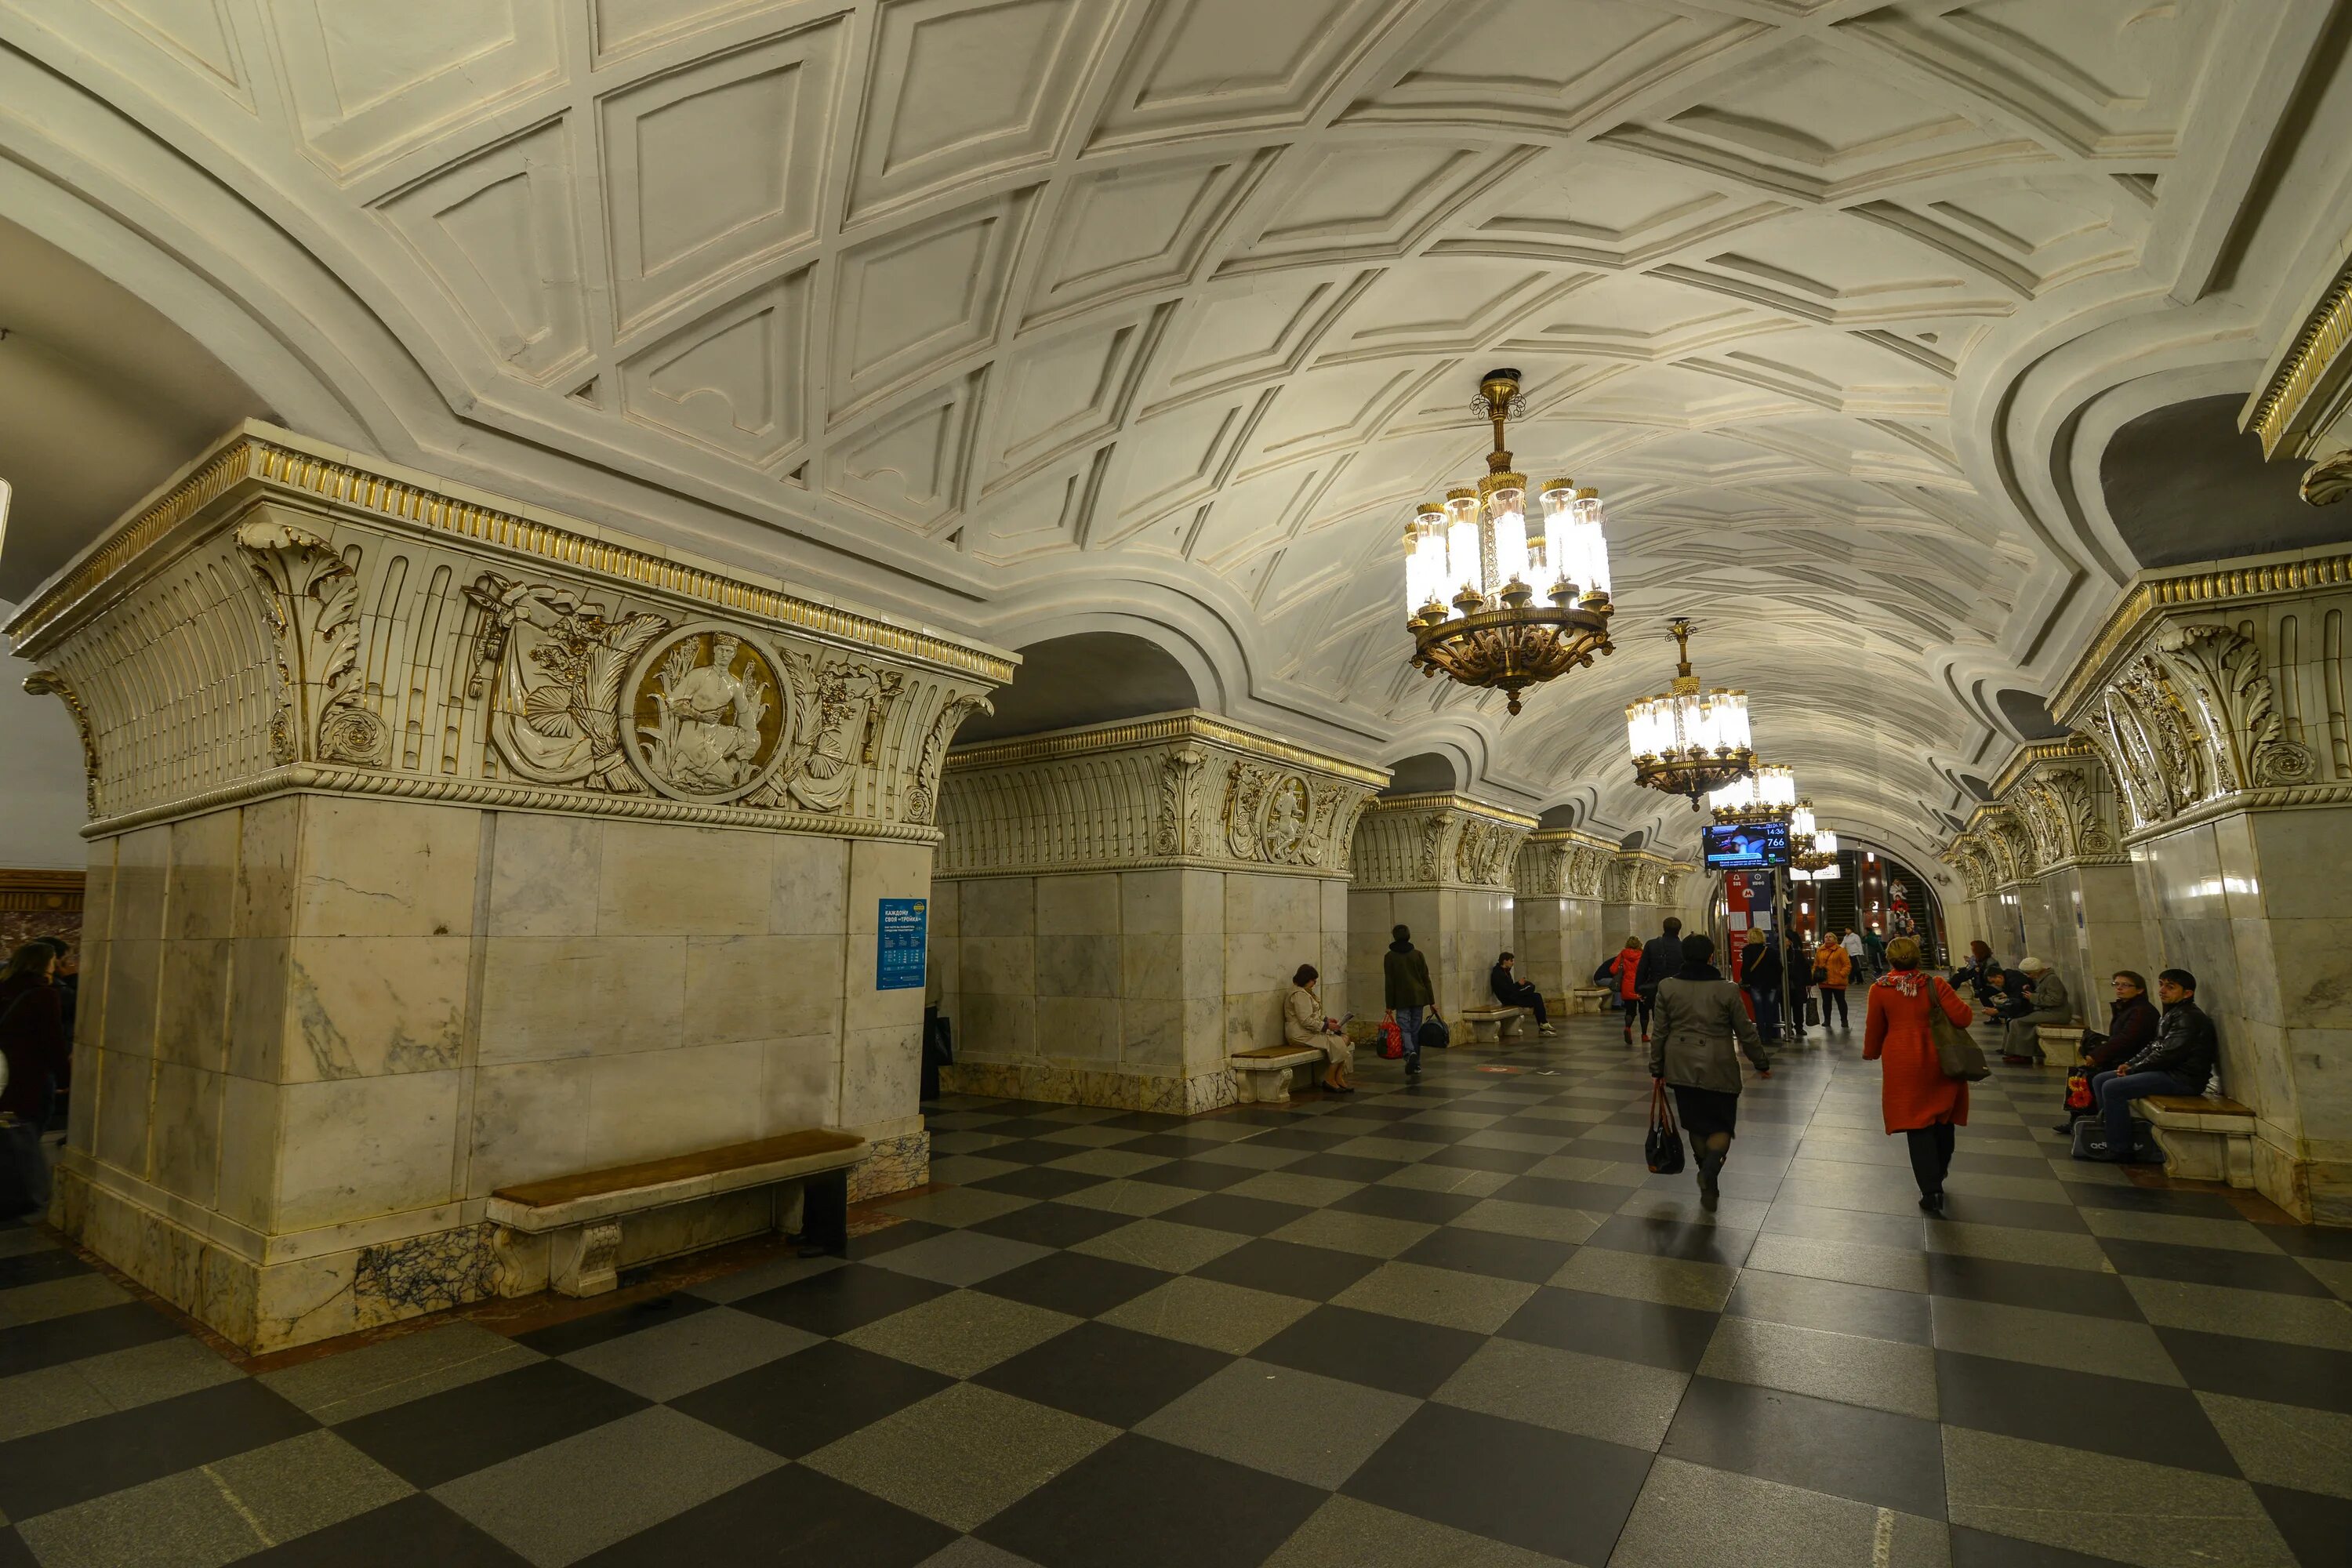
{"left": 1708, "top": 763, "right": 1794, "bottom": 824}
{"left": 1791, "top": 828, "right": 1838, "bottom": 879}
{"left": 1625, "top": 618, "right": 1754, "bottom": 808}
{"left": 1404, "top": 368, "right": 1613, "bottom": 715}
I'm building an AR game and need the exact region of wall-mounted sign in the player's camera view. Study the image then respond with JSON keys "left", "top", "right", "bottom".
{"left": 877, "top": 898, "right": 927, "bottom": 991}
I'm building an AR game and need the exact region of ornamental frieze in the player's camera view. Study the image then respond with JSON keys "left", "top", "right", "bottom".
{"left": 1349, "top": 793, "right": 1536, "bottom": 892}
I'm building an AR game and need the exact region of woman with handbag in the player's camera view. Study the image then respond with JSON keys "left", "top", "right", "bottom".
{"left": 1863, "top": 935, "right": 1976, "bottom": 1214}
{"left": 1817, "top": 935, "right": 1853, "bottom": 1029}
{"left": 2055, "top": 971, "right": 2158, "bottom": 1131}
{"left": 1286, "top": 965, "right": 1353, "bottom": 1094}
{"left": 1648, "top": 934, "right": 1770, "bottom": 1209}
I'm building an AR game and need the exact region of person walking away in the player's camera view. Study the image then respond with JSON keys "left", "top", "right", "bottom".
{"left": 1739, "top": 928, "right": 1783, "bottom": 1039}
{"left": 1650, "top": 934, "right": 1769, "bottom": 1209}
{"left": 1383, "top": 926, "right": 1436, "bottom": 1081}
{"left": 1632, "top": 917, "right": 1684, "bottom": 1044}
{"left": 1783, "top": 929, "right": 1810, "bottom": 1040}
{"left": 2000, "top": 957, "right": 2071, "bottom": 1065}
{"left": 1287, "top": 965, "right": 1352, "bottom": 1093}
{"left": 0, "top": 942, "right": 69, "bottom": 1218}
{"left": 1604, "top": 937, "right": 1644, "bottom": 1044}
{"left": 1862, "top": 926, "right": 1886, "bottom": 977}
{"left": 2056, "top": 971, "right": 2159, "bottom": 1131}
{"left": 2088, "top": 970, "right": 2218, "bottom": 1163}
{"left": 1489, "top": 952, "right": 1554, "bottom": 1036}
{"left": 1817, "top": 935, "right": 1853, "bottom": 1029}
{"left": 1863, "top": 936, "right": 1973, "bottom": 1212}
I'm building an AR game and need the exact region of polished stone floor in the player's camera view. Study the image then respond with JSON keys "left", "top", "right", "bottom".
{"left": 3, "top": 1016, "right": 2349, "bottom": 1567}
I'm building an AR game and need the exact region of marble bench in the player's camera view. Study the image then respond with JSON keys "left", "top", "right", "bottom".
{"left": 1568, "top": 987, "right": 1613, "bottom": 1015}
{"left": 1229, "top": 1045, "right": 1324, "bottom": 1104}
{"left": 2035, "top": 1025, "right": 2087, "bottom": 1065}
{"left": 2143, "top": 1095, "right": 2256, "bottom": 1188}
{"left": 488, "top": 1127, "right": 868, "bottom": 1296}
{"left": 1459, "top": 1006, "right": 1527, "bottom": 1046}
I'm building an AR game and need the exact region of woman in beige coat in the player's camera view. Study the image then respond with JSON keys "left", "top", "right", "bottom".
{"left": 1649, "top": 934, "right": 1770, "bottom": 1208}
{"left": 1287, "top": 964, "right": 1352, "bottom": 1092}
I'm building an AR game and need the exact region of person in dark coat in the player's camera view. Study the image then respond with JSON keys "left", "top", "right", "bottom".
{"left": 0, "top": 942, "right": 68, "bottom": 1218}
{"left": 1782, "top": 930, "right": 1810, "bottom": 1040}
{"left": 1631, "top": 917, "right": 1684, "bottom": 1043}
{"left": 2089, "top": 969, "right": 2218, "bottom": 1162}
{"left": 1383, "top": 926, "right": 1436, "bottom": 1080}
{"left": 1739, "top": 928, "right": 1783, "bottom": 1038}
{"left": 1488, "top": 953, "right": 1553, "bottom": 1036}
{"left": 2056, "top": 971, "right": 2159, "bottom": 1131}
{"left": 1650, "top": 934, "right": 1769, "bottom": 1209}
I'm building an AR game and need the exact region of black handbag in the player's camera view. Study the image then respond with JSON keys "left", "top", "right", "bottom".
{"left": 1417, "top": 1016, "right": 1450, "bottom": 1052}
{"left": 1644, "top": 1081, "right": 1686, "bottom": 1174}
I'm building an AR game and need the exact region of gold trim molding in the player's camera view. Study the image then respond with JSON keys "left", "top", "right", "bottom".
{"left": 2251, "top": 259, "right": 2352, "bottom": 457}
{"left": 1361, "top": 791, "right": 1539, "bottom": 830}
{"left": 946, "top": 710, "right": 1388, "bottom": 787}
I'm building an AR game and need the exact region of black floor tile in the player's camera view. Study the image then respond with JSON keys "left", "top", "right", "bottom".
{"left": 581, "top": 1462, "right": 956, "bottom": 1567}
{"left": 242, "top": 1494, "right": 531, "bottom": 1566}
{"left": 1662, "top": 1376, "right": 1945, "bottom": 1519}
{"left": 975, "top": 1116, "right": 1091, "bottom": 1139}
{"left": 968, "top": 1200, "right": 1136, "bottom": 1250}
{"left": 847, "top": 1218, "right": 952, "bottom": 1259}
{"left": 1328, "top": 1183, "right": 1479, "bottom": 1225}
{"left": 977, "top": 1250, "right": 1167, "bottom": 1319}
{"left": 1722, "top": 1272, "right": 1933, "bottom": 1346}
{"left": 1947, "top": 1526, "right": 2137, "bottom": 1568}
{"left": 975, "top": 1320, "right": 1232, "bottom": 1428}
{"left": 0, "top": 1377, "right": 316, "bottom": 1518}
{"left": 1398, "top": 1225, "right": 1575, "bottom": 1285}
{"left": 1251, "top": 1303, "right": 1484, "bottom": 1398}
{"left": 515, "top": 1293, "right": 714, "bottom": 1356}
{"left": 1243, "top": 1126, "right": 1355, "bottom": 1152}
{"left": 2157, "top": 1327, "right": 2352, "bottom": 1414}
{"left": 2063, "top": 1184, "right": 2241, "bottom": 1220}
{"left": 1156, "top": 1192, "right": 1312, "bottom": 1236}
{"left": 1283, "top": 1152, "right": 1410, "bottom": 1184}
{"left": 1500, "top": 1287, "right": 1719, "bottom": 1374}
{"left": 974, "top": 1138, "right": 1100, "bottom": 1166}
{"left": 1368, "top": 1118, "right": 1468, "bottom": 1144}
{"left": 1131, "top": 1160, "right": 1254, "bottom": 1192}
{"left": 1935, "top": 1349, "right": 2237, "bottom": 1472}
{"left": 2097, "top": 1237, "right": 2336, "bottom": 1297}
{"left": 671, "top": 1341, "right": 950, "bottom": 1457}
{"left": 1092, "top": 1112, "right": 1192, "bottom": 1134}
{"left": 0, "top": 1529, "right": 34, "bottom": 1568}
{"left": 0, "top": 1300, "right": 181, "bottom": 1377}
{"left": 0, "top": 1248, "right": 93, "bottom": 1290}
{"left": 2259, "top": 1223, "right": 2352, "bottom": 1261}
{"left": 1120, "top": 1133, "right": 1252, "bottom": 1160}
{"left": 2253, "top": 1483, "right": 2352, "bottom": 1568}
{"left": 736, "top": 1261, "right": 954, "bottom": 1334}
{"left": 1416, "top": 1142, "right": 1549, "bottom": 1174}
{"left": 1925, "top": 1252, "right": 2143, "bottom": 1320}
{"left": 1934, "top": 1193, "right": 2089, "bottom": 1232}
{"left": 969, "top": 1165, "right": 1115, "bottom": 1200}
{"left": 978, "top": 1433, "right": 1324, "bottom": 1568}
{"left": 338, "top": 1359, "right": 644, "bottom": 1489}
{"left": 1342, "top": 1403, "right": 1653, "bottom": 1563}
{"left": 1584, "top": 1214, "right": 1757, "bottom": 1268}
{"left": 1494, "top": 1174, "right": 1640, "bottom": 1212}
{"left": 1191, "top": 1238, "right": 1383, "bottom": 1301}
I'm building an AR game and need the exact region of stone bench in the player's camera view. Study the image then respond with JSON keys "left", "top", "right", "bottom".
{"left": 1568, "top": 987, "right": 1613, "bottom": 1015}
{"left": 2035, "top": 1025, "right": 2087, "bottom": 1064}
{"left": 1459, "top": 1006, "right": 1527, "bottom": 1046}
{"left": 2143, "top": 1096, "right": 2256, "bottom": 1189}
{"left": 488, "top": 1128, "right": 867, "bottom": 1297}
{"left": 1229, "top": 1045, "right": 1324, "bottom": 1104}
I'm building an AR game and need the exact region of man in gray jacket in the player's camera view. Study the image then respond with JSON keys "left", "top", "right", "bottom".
{"left": 2001, "top": 957, "right": 2072, "bottom": 1065}
{"left": 1650, "top": 934, "right": 1770, "bottom": 1208}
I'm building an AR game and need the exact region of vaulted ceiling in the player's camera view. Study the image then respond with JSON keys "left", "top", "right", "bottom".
{"left": 4, "top": 0, "right": 2350, "bottom": 873}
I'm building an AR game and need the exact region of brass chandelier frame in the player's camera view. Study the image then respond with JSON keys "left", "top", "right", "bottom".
{"left": 1627, "top": 618, "right": 1755, "bottom": 809}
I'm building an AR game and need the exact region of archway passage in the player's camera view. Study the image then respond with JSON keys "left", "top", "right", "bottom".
{"left": 954, "top": 630, "right": 1199, "bottom": 743}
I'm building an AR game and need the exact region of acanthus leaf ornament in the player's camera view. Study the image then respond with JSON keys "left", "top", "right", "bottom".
{"left": 466, "top": 572, "right": 670, "bottom": 792}
{"left": 907, "top": 694, "right": 989, "bottom": 826}
{"left": 24, "top": 670, "right": 100, "bottom": 818}
{"left": 237, "top": 521, "right": 388, "bottom": 767}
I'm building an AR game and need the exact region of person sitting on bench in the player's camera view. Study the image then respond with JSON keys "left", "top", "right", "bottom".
{"left": 1489, "top": 952, "right": 1554, "bottom": 1037}
{"left": 1999, "top": 957, "right": 2071, "bottom": 1065}
{"left": 2088, "top": 968, "right": 2218, "bottom": 1163}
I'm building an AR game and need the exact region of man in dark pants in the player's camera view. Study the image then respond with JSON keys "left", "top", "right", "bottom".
{"left": 1384, "top": 925, "right": 1436, "bottom": 1080}
{"left": 1632, "top": 917, "right": 1683, "bottom": 1044}
{"left": 2090, "top": 968, "right": 2218, "bottom": 1162}
{"left": 1489, "top": 953, "right": 1554, "bottom": 1036}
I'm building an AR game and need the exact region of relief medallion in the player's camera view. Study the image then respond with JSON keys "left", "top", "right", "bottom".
{"left": 625, "top": 623, "right": 789, "bottom": 802}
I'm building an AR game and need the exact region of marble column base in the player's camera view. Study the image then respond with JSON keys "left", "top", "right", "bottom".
{"left": 2252, "top": 1128, "right": 2352, "bottom": 1225}
{"left": 940, "top": 1058, "right": 1237, "bottom": 1115}
{"left": 848, "top": 1130, "right": 931, "bottom": 1201}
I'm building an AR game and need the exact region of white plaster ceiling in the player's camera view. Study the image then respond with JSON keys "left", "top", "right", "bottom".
{"left": 3, "top": 0, "right": 2350, "bottom": 864}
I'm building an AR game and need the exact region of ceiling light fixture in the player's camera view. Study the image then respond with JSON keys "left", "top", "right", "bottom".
{"left": 1626, "top": 617, "right": 1753, "bottom": 809}
{"left": 1404, "top": 368, "right": 1613, "bottom": 715}
{"left": 1708, "top": 763, "right": 1794, "bottom": 824}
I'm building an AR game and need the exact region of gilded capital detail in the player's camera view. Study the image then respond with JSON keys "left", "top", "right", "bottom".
{"left": 1349, "top": 793, "right": 1537, "bottom": 893}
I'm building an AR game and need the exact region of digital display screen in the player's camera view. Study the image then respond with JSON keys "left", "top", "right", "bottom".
{"left": 1704, "top": 822, "right": 1789, "bottom": 869}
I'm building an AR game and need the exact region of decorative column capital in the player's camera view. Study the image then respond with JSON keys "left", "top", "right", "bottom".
{"left": 1350, "top": 793, "right": 1536, "bottom": 892}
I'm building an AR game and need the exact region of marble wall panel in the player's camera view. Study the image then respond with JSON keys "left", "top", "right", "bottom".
{"left": 683, "top": 933, "right": 848, "bottom": 1046}
{"left": 598, "top": 822, "right": 768, "bottom": 937}
{"left": 759, "top": 1033, "right": 842, "bottom": 1130}
{"left": 274, "top": 1069, "right": 461, "bottom": 1231}
{"left": 960, "top": 877, "right": 1035, "bottom": 937}
{"left": 771, "top": 833, "right": 850, "bottom": 935}
{"left": 235, "top": 797, "right": 298, "bottom": 939}
{"left": 111, "top": 826, "right": 169, "bottom": 944}
{"left": 475, "top": 935, "right": 688, "bottom": 1062}
{"left": 1121, "top": 869, "right": 1184, "bottom": 935}
{"left": 840, "top": 1022, "right": 921, "bottom": 1127}
{"left": 101, "top": 933, "right": 161, "bottom": 1058}
{"left": 150, "top": 1062, "right": 224, "bottom": 1209}
{"left": 296, "top": 798, "right": 479, "bottom": 938}
{"left": 1037, "top": 933, "right": 1120, "bottom": 997}
{"left": 960, "top": 935, "right": 1035, "bottom": 996}
{"left": 584, "top": 1040, "right": 764, "bottom": 1168}
{"left": 1123, "top": 999, "right": 1182, "bottom": 1069}
{"left": 1037, "top": 995, "right": 1120, "bottom": 1062}
{"left": 1036, "top": 873, "right": 1119, "bottom": 936}
{"left": 848, "top": 840, "right": 931, "bottom": 931}
{"left": 487, "top": 813, "right": 602, "bottom": 936}
{"left": 2248, "top": 809, "right": 2352, "bottom": 922}
{"left": 227, "top": 936, "right": 290, "bottom": 1082}
{"left": 960, "top": 991, "right": 1037, "bottom": 1058}
{"left": 214, "top": 1076, "right": 281, "bottom": 1231}
{"left": 168, "top": 811, "right": 240, "bottom": 940}
{"left": 844, "top": 932, "right": 926, "bottom": 1033}
{"left": 1122, "top": 934, "right": 1184, "bottom": 1001}
{"left": 156, "top": 937, "right": 231, "bottom": 1071}
{"left": 466, "top": 1058, "right": 593, "bottom": 1200}
{"left": 282, "top": 935, "right": 470, "bottom": 1080}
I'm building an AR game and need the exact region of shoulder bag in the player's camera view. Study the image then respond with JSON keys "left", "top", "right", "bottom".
{"left": 1644, "top": 1080, "right": 1686, "bottom": 1174}
{"left": 1926, "top": 978, "right": 1991, "bottom": 1082}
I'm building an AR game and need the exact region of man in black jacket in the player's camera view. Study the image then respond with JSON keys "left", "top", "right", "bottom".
{"left": 2088, "top": 968, "right": 2219, "bottom": 1161}
{"left": 1632, "top": 918, "right": 1683, "bottom": 1044}
{"left": 1489, "top": 953, "right": 1554, "bottom": 1036}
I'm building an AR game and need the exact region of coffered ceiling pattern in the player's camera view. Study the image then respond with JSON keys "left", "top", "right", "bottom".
{"left": 3, "top": 0, "right": 2343, "bottom": 866}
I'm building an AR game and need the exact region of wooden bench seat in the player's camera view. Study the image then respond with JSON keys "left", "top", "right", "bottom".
{"left": 1229, "top": 1045, "right": 1323, "bottom": 1104}
{"left": 488, "top": 1128, "right": 867, "bottom": 1297}
{"left": 2142, "top": 1096, "right": 2256, "bottom": 1188}
{"left": 1458, "top": 1006, "right": 1526, "bottom": 1046}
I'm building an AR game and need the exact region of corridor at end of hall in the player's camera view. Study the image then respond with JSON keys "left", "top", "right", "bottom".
{"left": 2, "top": 1014, "right": 2345, "bottom": 1568}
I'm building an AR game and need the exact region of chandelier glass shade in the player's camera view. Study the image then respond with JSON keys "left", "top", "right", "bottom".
{"left": 1405, "top": 369, "right": 1613, "bottom": 715}
{"left": 1626, "top": 618, "right": 1754, "bottom": 808}
{"left": 1791, "top": 827, "right": 1838, "bottom": 878}
{"left": 1788, "top": 800, "right": 1818, "bottom": 850}
{"left": 1708, "top": 763, "right": 1794, "bottom": 823}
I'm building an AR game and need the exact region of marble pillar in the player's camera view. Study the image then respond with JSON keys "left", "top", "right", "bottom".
{"left": 931, "top": 711, "right": 1383, "bottom": 1112}
{"left": 1511, "top": 829, "right": 1614, "bottom": 1002}
{"left": 2045, "top": 547, "right": 2352, "bottom": 1222}
{"left": 10, "top": 423, "right": 1008, "bottom": 1348}
{"left": 1347, "top": 793, "right": 1536, "bottom": 1019}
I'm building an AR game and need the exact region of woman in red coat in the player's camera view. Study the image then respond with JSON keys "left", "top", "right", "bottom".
{"left": 1863, "top": 935, "right": 1973, "bottom": 1214}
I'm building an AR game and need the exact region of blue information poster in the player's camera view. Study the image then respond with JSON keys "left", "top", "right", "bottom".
{"left": 877, "top": 898, "right": 927, "bottom": 991}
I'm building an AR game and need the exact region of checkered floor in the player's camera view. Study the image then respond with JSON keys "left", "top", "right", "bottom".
{"left": 4, "top": 1018, "right": 2350, "bottom": 1568}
